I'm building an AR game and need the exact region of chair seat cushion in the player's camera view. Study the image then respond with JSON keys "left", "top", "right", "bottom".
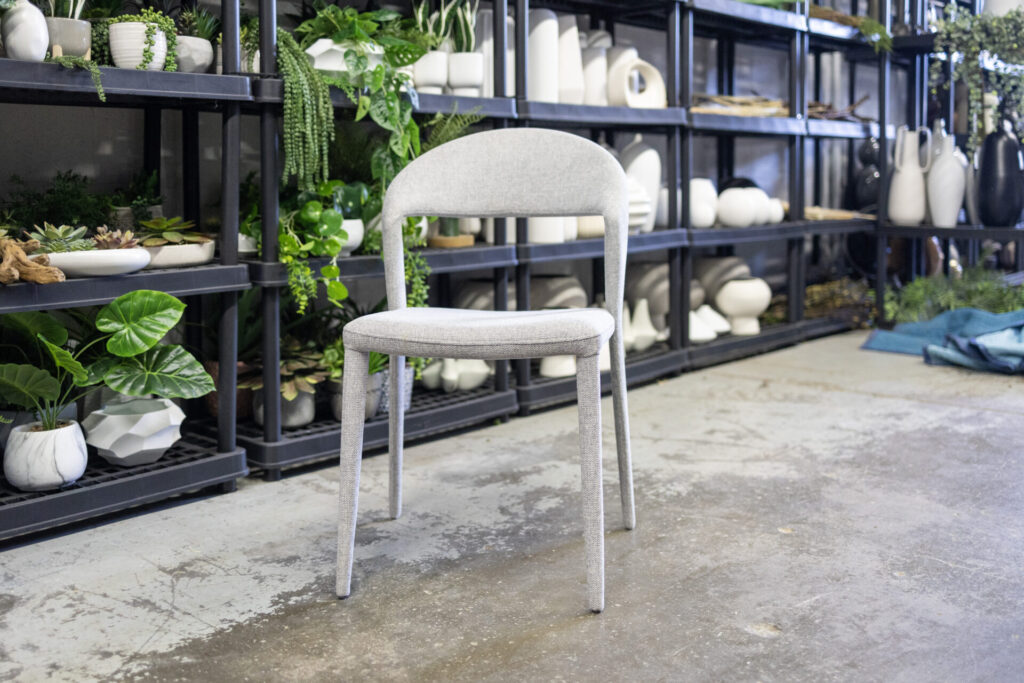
{"left": 343, "top": 307, "right": 615, "bottom": 359}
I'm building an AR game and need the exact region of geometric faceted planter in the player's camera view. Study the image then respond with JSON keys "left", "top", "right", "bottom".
{"left": 82, "top": 398, "right": 185, "bottom": 466}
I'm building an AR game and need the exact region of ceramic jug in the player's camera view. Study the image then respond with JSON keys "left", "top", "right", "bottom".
{"left": 926, "top": 120, "right": 967, "bottom": 228}
{"left": 2, "top": 0, "right": 48, "bottom": 62}
{"left": 978, "top": 121, "right": 1024, "bottom": 227}
{"left": 887, "top": 125, "right": 932, "bottom": 226}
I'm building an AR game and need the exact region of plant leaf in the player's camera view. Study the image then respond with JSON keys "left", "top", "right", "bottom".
{"left": 96, "top": 290, "right": 186, "bottom": 357}
{"left": 85, "top": 355, "right": 119, "bottom": 385}
{"left": 40, "top": 336, "right": 89, "bottom": 385}
{"left": 2, "top": 311, "right": 68, "bottom": 346}
{"left": 0, "top": 363, "right": 59, "bottom": 408}
{"left": 103, "top": 345, "right": 214, "bottom": 398}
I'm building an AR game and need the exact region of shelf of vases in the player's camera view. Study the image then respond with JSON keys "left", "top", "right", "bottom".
{"left": 689, "top": 0, "right": 807, "bottom": 35}
{"left": 516, "top": 229, "right": 688, "bottom": 263}
{"left": 0, "top": 264, "right": 251, "bottom": 315}
{"left": 0, "top": 58, "right": 253, "bottom": 108}
{"left": 229, "top": 381, "right": 518, "bottom": 473}
{"left": 879, "top": 223, "right": 1024, "bottom": 242}
{"left": 0, "top": 433, "right": 247, "bottom": 542}
{"left": 686, "top": 317, "right": 854, "bottom": 369}
{"left": 688, "top": 219, "right": 873, "bottom": 246}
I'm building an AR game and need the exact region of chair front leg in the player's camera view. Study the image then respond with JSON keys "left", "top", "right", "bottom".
{"left": 576, "top": 353, "right": 605, "bottom": 613}
{"left": 389, "top": 354, "right": 406, "bottom": 520}
{"left": 337, "top": 347, "right": 369, "bottom": 598}
{"left": 609, "top": 330, "right": 636, "bottom": 530}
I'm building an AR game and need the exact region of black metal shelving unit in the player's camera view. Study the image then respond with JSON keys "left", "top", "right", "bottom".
{"left": 0, "top": 1, "right": 249, "bottom": 542}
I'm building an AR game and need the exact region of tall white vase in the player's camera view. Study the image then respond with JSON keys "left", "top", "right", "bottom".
{"left": 984, "top": 0, "right": 1024, "bottom": 14}
{"left": 476, "top": 10, "right": 515, "bottom": 98}
{"left": 527, "top": 9, "right": 559, "bottom": 102}
{"left": 527, "top": 217, "right": 564, "bottom": 243}
{"left": 620, "top": 134, "right": 662, "bottom": 234}
{"left": 927, "top": 122, "right": 967, "bottom": 228}
{"left": 887, "top": 125, "right": 932, "bottom": 226}
{"left": 2, "top": 0, "right": 49, "bottom": 62}
{"left": 581, "top": 47, "right": 608, "bottom": 106}
{"left": 557, "top": 14, "right": 584, "bottom": 104}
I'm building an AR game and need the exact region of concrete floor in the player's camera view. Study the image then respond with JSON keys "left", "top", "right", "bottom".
{"left": 2, "top": 330, "right": 1023, "bottom": 682}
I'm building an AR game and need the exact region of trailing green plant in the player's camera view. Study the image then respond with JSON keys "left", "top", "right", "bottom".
{"left": 0, "top": 0, "right": 15, "bottom": 11}
{"left": 110, "top": 7, "right": 177, "bottom": 71}
{"left": 92, "top": 225, "right": 139, "bottom": 248}
{"left": 5, "top": 170, "right": 110, "bottom": 228}
{"left": 883, "top": 264, "right": 1024, "bottom": 323}
{"left": 931, "top": 6, "right": 1024, "bottom": 153}
{"left": 28, "top": 223, "right": 95, "bottom": 252}
{"left": 138, "top": 215, "right": 212, "bottom": 245}
{"left": 47, "top": 54, "right": 106, "bottom": 101}
{"left": 237, "top": 336, "right": 328, "bottom": 400}
{"left": 451, "top": 0, "right": 478, "bottom": 52}
{"left": 90, "top": 18, "right": 113, "bottom": 65}
{"left": 177, "top": 6, "right": 219, "bottom": 41}
{"left": 0, "top": 290, "right": 214, "bottom": 431}
{"left": 277, "top": 28, "right": 334, "bottom": 191}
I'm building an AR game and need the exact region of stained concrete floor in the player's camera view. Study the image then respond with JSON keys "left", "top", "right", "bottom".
{"left": 2, "top": 330, "right": 1023, "bottom": 682}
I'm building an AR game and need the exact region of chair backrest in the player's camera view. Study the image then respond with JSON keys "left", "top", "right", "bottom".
{"left": 380, "top": 127, "right": 630, "bottom": 326}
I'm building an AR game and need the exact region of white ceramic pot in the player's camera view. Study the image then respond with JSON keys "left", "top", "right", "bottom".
{"left": 46, "top": 248, "right": 151, "bottom": 277}
{"left": 627, "top": 177, "right": 653, "bottom": 233}
{"left": 3, "top": 421, "right": 87, "bottom": 492}
{"left": 688, "top": 311, "right": 717, "bottom": 344}
{"left": 341, "top": 218, "right": 364, "bottom": 255}
{"left": 438, "top": 358, "right": 490, "bottom": 393}
{"left": 577, "top": 215, "right": 605, "bottom": 239}
{"left": 475, "top": 9, "right": 515, "bottom": 98}
{"left": 413, "top": 50, "right": 448, "bottom": 95}
{"left": 717, "top": 187, "right": 757, "bottom": 227}
{"left": 715, "top": 277, "right": 772, "bottom": 336}
{"left": 82, "top": 398, "right": 185, "bottom": 466}
{"left": 695, "top": 256, "right": 752, "bottom": 302}
{"left": 927, "top": 122, "right": 967, "bottom": 228}
{"left": 306, "top": 39, "right": 383, "bottom": 78}
{"left": 984, "top": 0, "right": 1024, "bottom": 14}
{"left": 327, "top": 373, "right": 384, "bottom": 421}
{"left": 888, "top": 125, "right": 932, "bottom": 226}
{"left": 45, "top": 17, "right": 90, "bottom": 58}
{"left": 532, "top": 275, "right": 588, "bottom": 309}
{"left": 695, "top": 304, "right": 731, "bottom": 334}
{"left": 557, "top": 13, "right": 584, "bottom": 104}
{"left": 581, "top": 47, "right": 608, "bottom": 106}
{"left": 176, "top": 35, "right": 214, "bottom": 73}
{"left": 563, "top": 216, "right": 578, "bottom": 241}
{"left": 690, "top": 279, "right": 706, "bottom": 310}
{"left": 420, "top": 361, "right": 443, "bottom": 390}
{"left": 585, "top": 29, "right": 613, "bottom": 48}
{"left": 252, "top": 390, "right": 316, "bottom": 428}
{"left": 239, "top": 233, "right": 258, "bottom": 255}
{"left": 527, "top": 216, "right": 565, "bottom": 243}
{"left": 458, "top": 217, "right": 481, "bottom": 236}
{"left": 144, "top": 240, "right": 216, "bottom": 269}
{"left": 109, "top": 22, "right": 167, "bottom": 71}
{"left": 625, "top": 263, "right": 669, "bottom": 330}
{"left": 630, "top": 299, "right": 658, "bottom": 352}
{"left": 2, "top": 0, "right": 48, "bottom": 62}
{"left": 447, "top": 51, "right": 484, "bottom": 96}
{"left": 527, "top": 9, "right": 559, "bottom": 102}
{"left": 745, "top": 187, "right": 772, "bottom": 225}
{"left": 621, "top": 134, "right": 662, "bottom": 234}
{"left": 539, "top": 355, "right": 576, "bottom": 378}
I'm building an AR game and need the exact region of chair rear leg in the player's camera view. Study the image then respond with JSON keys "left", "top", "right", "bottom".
{"left": 337, "top": 348, "right": 369, "bottom": 598}
{"left": 609, "top": 333, "right": 636, "bottom": 530}
{"left": 576, "top": 353, "right": 605, "bottom": 613}
{"left": 389, "top": 354, "right": 406, "bottom": 520}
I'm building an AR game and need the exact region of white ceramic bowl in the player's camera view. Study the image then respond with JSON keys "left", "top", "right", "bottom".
{"left": 46, "top": 248, "right": 151, "bottom": 277}
{"left": 144, "top": 240, "right": 216, "bottom": 269}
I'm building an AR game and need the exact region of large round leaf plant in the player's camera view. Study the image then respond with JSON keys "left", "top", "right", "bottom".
{"left": 0, "top": 290, "right": 214, "bottom": 431}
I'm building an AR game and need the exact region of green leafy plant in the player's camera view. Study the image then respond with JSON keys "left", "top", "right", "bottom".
{"left": 238, "top": 336, "right": 328, "bottom": 400}
{"left": 90, "top": 18, "right": 113, "bottom": 65}
{"left": 177, "top": 6, "right": 219, "bottom": 41}
{"left": 277, "top": 28, "right": 334, "bottom": 191}
{"left": 884, "top": 264, "right": 1024, "bottom": 323}
{"left": 451, "top": 0, "right": 478, "bottom": 53}
{"left": 323, "top": 337, "right": 387, "bottom": 380}
{"left": 47, "top": 54, "right": 106, "bottom": 101}
{"left": 28, "top": 223, "right": 95, "bottom": 253}
{"left": 110, "top": 7, "right": 177, "bottom": 71}
{"left": 0, "top": 290, "right": 213, "bottom": 431}
{"left": 6, "top": 170, "right": 110, "bottom": 229}
{"left": 138, "top": 215, "right": 212, "bottom": 246}
{"left": 111, "top": 170, "right": 163, "bottom": 223}
{"left": 41, "top": 0, "right": 87, "bottom": 19}
{"left": 412, "top": 0, "right": 458, "bottom": 48}
{"left": 92, "top": 225, "right": 139, "bottom": 249}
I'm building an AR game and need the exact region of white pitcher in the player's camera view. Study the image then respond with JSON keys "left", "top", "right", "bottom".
{"left": 888, "top": 125, "right": 932, "bottom": 226}
{"left": 926, "top": 120, "right": 967, "bottom": 228}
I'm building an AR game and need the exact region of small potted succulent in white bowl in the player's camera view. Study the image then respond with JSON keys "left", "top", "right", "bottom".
{"left": 138, "top": 216, "right": 216, "bottom": 268}
{"left": 412, "top": 0, "right": 457, "bottom": 94}
{"left": 176, "top": 6, "right": 218, "bottom": 73}
{"left": 108, "top": 7, "right": 177, "bottom": 71}
{"left": 447, "top": 0, "right": 483, "bottom": 96}
{"left": 27, "top": 223, "right": 151, "bottom": 277}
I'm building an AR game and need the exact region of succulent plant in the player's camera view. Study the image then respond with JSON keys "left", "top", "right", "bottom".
{"left": 237, "top": 337, "right": 328, "bottom": 400}
{"left": 178, "top": 7, "right": 220, "bottom": 41}
{"left": 93, "top": 226, "right": 140, "bottom": 249}
{"left": 138, "top": 216, "right": 212, "bottom": 247}
{"left": 28, "top": 223, "right": 95, "bottom": 253}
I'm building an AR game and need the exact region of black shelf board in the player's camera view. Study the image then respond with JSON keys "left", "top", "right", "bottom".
{"left": 516, "top": 229, "right": 687, "bottom": 264}
{"left": 246, "top": 244, "right": 516, "bottom": 286}
{"left": 893, "top": 33, "right": 937, "bottom": 55}
{"left": 0, "top": 59, "right": 253, "bottom": 108}
{"left": 801, "top": 218, "right": 875, "bottom": 236}
{"left": 233, "top": 384, "right": 518, "bottom": 471}
{"left": 685, "top": 317, "right": 852, "bottom": 370}
{"left": 0, "top": 264, "right": 251, "bottom": 314}
{"left": 807, "top": 18, "right": 864, "bottom": 47}
{"left": 689, "top": 222, "right": 805, "bottom": 246}
{"left": 689, "top": 112, "right": 805, "bottom": 136}
{"left": 0, "top": 434, "right": 247, "bottom": 542}
{"left": 689, "top": 0, "right": 807, "bottom": 33}
{"left": 518, "top": 100, "right": 686, "bottom": 127}
{"left": 806, "top": 119, "right": 890, "bottom": 139}
{"left": 880, "top": 223, "right": 1024, "bottom": 242}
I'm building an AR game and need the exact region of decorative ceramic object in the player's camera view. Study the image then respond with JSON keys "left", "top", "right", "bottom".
{"left": 627, "top": 177, "right": 653, "bottom": 233}
{"left": 767, "top": 198, "right": 786, "bottom": 223}
{"left": 621, "top": 134, "right": 661, "bottom": 234}
{"left": 585, "top": 29, "right": 613, "bottom": 48}
{"left": 577, "top": 215, "right": 605, "bottom": 238}
{"left": 557, "top": 14, "right": 584, "bottom": 104}
{"left": 563, "top": 216, "right": 578, "bottom": 241}
{"left": 978, "top": 122, "right": 1024, "bottom": 227}
{"left": 252, "top": 389, "right": 315, "bottom": 428}
{"left": 527, "top": 9, "right": 559, "bottom": 102}
{"left": 109, "top": 22, "right": 167, "bottom": 71}
{"left": 475, "top": 9, "right": 515, "bottom": 98}
{"left": 46, "top": 248, "right": 151, "bottom": 277}
{"left": 717, "top": 187, "right": 757, "bottom": 227}
{"left": 527, "top": 216, "right": 565, "bottom": 243}
{"left": 3, "top": 421, "right": 87, "bottom": 492}
{"left": 420, "top": 361, "right": 443, "bottom": 390}
{"left": 436, "top": 358, "right": 490, "bottom": 393}
{"left": 328, "top": 373, "right": 384, "bottom": 421}
{"left": 413, "top": 50, "right": 448, "bottom": 94}
{"left": 482, "top": 217, "right": 517, "bottom": 244}
{"left": 626, "top": 262, "right": 670, "bottom": 330}
{"left": 177, "top": 35, "right": 214, "bottom": 73}
{"left": 239, "top": 233, "right": 258, "bottom": 255}
{"left": 459, "top": 218, "right": 482, "bottom": 235}
{"left": 81, "top": 398, "right": 184, "bottom": 466}
{"left": 984, "top": 0, "right": 1024, "bottom": 15}
{"left": 927, "top": 120, "right": 967, "bottom": 228}
{"left": 532, "top": 275, "right": 588, "bottom": 309}
{"left": 887, "top": 125, "right": 932, "bottom": 226}
{"left": 539, "top": 355, "right": 576, "bottom": 378}
{"left": 745, "top": 187, "right": 772, "bottom": 225}
{"left": 695, "top": 256, "right": 751, "bottom": 302}
{"left": 2, "top": 0, "right": 48, "bottom": 62}
{"left": 622, "top": 303, "right": 636, "bottom": 351}
{"left": 715, "top": 277, "right": 772, "bottom": 336}
{"left": 341, "top": 218, "right": 364, "bottom": 255}
{"left": 688, "top": 311, "right": 717, "bottom": 344}
{"left": 45, "top": 17, "right": 90, "bottom": 58}
{"left": 630, "top": 299, "right": 658, "bottom": 352}
{"left": 581, "top": 47, "right": 608, "bottom": 106}
{"left": 144, "top": 240, "right": 216, "bottom": 269}
{"left": 306, "top": 39, "right": 383, "bottom": 77}
{"left": 607, "top": 49, "right": 667, "bottom": 108}
{"left": 448, "top": 51, "right": 485, "bottom": 96}
{"left": 378, "top": 365, "right": 414, "bottom": 414}
{"left": 695, "top": 304, "right": 731, "bottom": 334}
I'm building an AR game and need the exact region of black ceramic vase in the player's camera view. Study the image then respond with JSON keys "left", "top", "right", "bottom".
{"left": 978, "top": 124, "right": 1024, "bottom": 227}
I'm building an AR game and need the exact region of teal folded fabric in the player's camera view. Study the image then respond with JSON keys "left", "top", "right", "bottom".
{"left": 862, "top": 308, "right": 1024, "bottom": 356}
{"left": 923, "top": 325, "right": 1024, "bottom": 373}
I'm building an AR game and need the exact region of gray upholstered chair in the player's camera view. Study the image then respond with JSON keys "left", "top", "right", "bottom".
{"left": 335, "top": 127, "right": 635, "bottom": 613}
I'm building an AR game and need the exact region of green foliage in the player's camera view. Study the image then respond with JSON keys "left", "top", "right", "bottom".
{"left": 92, "top": 226, "right": 139, "bottom": 248}
{"left": 28, "top": 222, "right": 94, "bottom": 252}
{"left": 412, "top": 0, "right": 458, "bottom": 47}
{"left": 47, "top": 54, "right": 106, "bottom": 101}
{"left": 177, "top": 7, "right": 219, "bottom": 41}
{"left": 421, "top": 108, "right": 484, "bottom": 153}
{"left": 90, "top": 18, "right": 113, "bottom": 65}
{"left": 82, "top": 0, "right": 123, "bottom": 19}
{"left": 0, "top": 0, "right": 15, "bottom": 11}
{"left": 931, "top": 6, "right": 1024, "bottom": 153}
{"left": 5, "top": 170, "right": 110, "bottom": 229}
{"left": 41, "top": 0, "right": 88, "bottom": 20}
{"left": 451, "top": 0, "right": 478, "bottom": 53}
{"left": 111, "top": 7, "right": 177, "bottom": 71}
{"left": 95, "top": 288, "right": 185, "bottom": 356}
{"left": 110, "top": 170, "right": 162, "bottom": 225}
{"left": 857, "top": 17, "right": 892, "bottom": 54}
{"left": 238, "top": 337, "right": 328, "bottom": 400}
{"left": 277, "top": 28, "right": 334, "bottom": 191}
{"left": 884, "top": 266, "right": 1024, "bottom": 323}
{"left": 323, "top": 337, "right": 387, "bottom": 379}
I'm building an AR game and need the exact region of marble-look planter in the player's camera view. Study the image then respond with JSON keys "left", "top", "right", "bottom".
{"left": 46, "top": 248, "right": 151, "bottom": 277}
{"left": 46, "top": 17, "right": 91, "bottom": 58}
{"left": 3, "top": 421, "right": 87, "bottom": 491}
{"left": 82, "top": 398, "right": 185, "bottom": 466}
{"left": 252, "top": 390, "right": 316, "bottom": 429}
{"left": 2, "top": 0, "right": 48, "bottom": 62}
{"left": 327, "top": 373, "right": 385, "bottom": 421}
{"left": 177, "top": 35, "right": 214, "bottom": 73}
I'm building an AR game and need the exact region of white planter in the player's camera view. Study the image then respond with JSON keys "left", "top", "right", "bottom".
{"left": 715, "top": 277, "right": 772, "bottom": 336}
{"left": 539, "top": 355, "right": 576, "bottom": 378}
{"left": 447, "top": 51, "right": 484, "bottom": 97}
{"left": 927, "top": 125, "right": 967, "bottom": 228}
{"left": 695, "top": 256, "right": 752, "bottom": 302}
{"left": 745, "top": 187, "right": 772, "bottom": 225}
{"left": 716, "top": 187, "right": 756, "bottom": 227}
{"left": 341, "top": 218, "right": 364, "bottom": 255}
{"left": 626, "top": 177, "right": 653, "bottom": 233}
{"left": 767, "top": 198, "right": 785, "bottom": 223}
{"left": 630, "top": 299, "right": 658, "bottom": 352}
{"left": 177, "top": 35, "right": 213, "bottom": 73}
{"left": 46, "top": 248, "right": 151, "bottom": 277}
{"left": 306, "top": 39, "right": 383, "bottom": 78}
{"left": 327, "top": 374, "right": 384, "bottom": 421}
{"left": 475, "top": 9, "right": 515, "bottom": 98}
{"left": 531, "top": 275, "right": 588, "bottom": 310}
{"left": 3, "top": 421, "right": 87, "bottom": 492}
{"left": 621, "top": 134, "right": 661, "bottom": 234}
{"left": 252, "top": 390, "right": 315, "bottom": 428}
{"left": 109, "top": 22, "right": 167, "bottom": 71}
{"left": 45, "top": 17, "right": 90, "bottom": 58}
{"left": 82, "top": 398, "right": 185, "bottom": 466}
{"left": 888, "top": 125, "right": 932, "bottom": 226}
{"left": 144, "top": 240, "right": 216, "bottom": 269}
{"left": 2, "top": 0, "right": 48, "bottom": 62}
{"left": 581, "top": 47, "right": 608, "bottom": 106}
{"left": 527, "top": 9, "right": 559, "bottom": 102}
{"left": 527, "top": 216, "right": 565, "bottom": 244}
{"left": 239, "top": 233, "right": 258, "bottom": 255}
{"left": 413, "top": 50, "right": 448, "bottom": 95}
{"left": 692, "top": 178, "right": 719, "bottom": 228}
{"left": 438, "top": 358, "right": 491, "bottom": 393}
{"left": 557, "top": 13, "right": 584, "bottom": 104}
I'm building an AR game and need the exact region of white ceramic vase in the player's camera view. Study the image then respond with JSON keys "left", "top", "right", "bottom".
{"left": 438, "top": 358, "right": 490, "bottom": 393}
{"left": 745, "top": 187, "right": 772, "bottom": 225}
{"left": 177, "top": 35, "right": 214, "bottom": 73}
{"left": 82, "top": 398, "right": 185, "bottom": 466}
{"left": 527, "top": 217, "right": 565, "bottom": 243}
{"left": 577, "top": 215, "right": 604, "bottom": 238}
{"left": 621, "top": 134, "right": 662, "bottom": 234}
{"left": 341, "top": 218, "right": 364, "bottom": 255}
{"left": 475, "top": 9, "right": 515, "bottom": 98}
{"left": 527, "top": 9, "right": 559, "bottom": 102}
{"left": 413, "top": 50, "right": 448, "bottom": 95}
{"left": 45, "top": 17, "right": 90, "bottom": 58}
{"left": 109, "top": 22, "right": 167, "bottom": 71}
{"left": 717, "top": 187, "right": 756, "bottom": 227}
{"left": 630, "top": 299, "right": 658, "bottom": 352}
{"left": 581, "top": 47, "right": 608, "bottom": 106}
{"left": 252, "top": 390, "right": 316, "bottom": 428}
{"left": 715, "top": 277, "right": 772, "bottom": 336}
{"left": 927, "top": 122, "right": 967, "bottom": 228}
{"left": 625, "top": 262, "right": 670, "bottom": 330}
{"left": 45, "top": 248, "right": 151, "bottom": 277}
{"left": 144, "top": 240, "right": 216, "bottom": 269}
{"left": 3, "top": 421, "right": 87, "bottom": 492}
{"left": 557, "top": 14, "right": 584, "bottom": 104}
{"left": 888, "top": 125, "right": 932, "bottom": 226}
{"left": 2, "top": 0, "right": 48, "bottom": 62}
{"left": 695, "top": 304, "right": 731, "bottom": 334}
{"left": 627, "top": 177, "right": 653, "bottom": 232}
{"left": 239, "top": 233, "right": 258, "bottom": 255}
{"left": 689, "top": 311, "right": 717, "bottom": 344}
{"left": 448, "top": 51, "right": 485, "bottom": 96}
{"left": 767, "top": 198, "right": 786, "bottom": 223}
{"left": 607, "top": 47, "right": 667, "bottom": 108}
{"left": 695, "top": 256, "right": 752, "bottom": 302}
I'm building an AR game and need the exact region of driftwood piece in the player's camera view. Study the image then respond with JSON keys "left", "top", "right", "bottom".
{"left": 0, "top": 237, "right": 65, "bottom": 285}
{"left": 808, "top": 94, "right": 872, "bottom": 121}
{"left": 691, "top": 94, "right": 789, "bottom": 117}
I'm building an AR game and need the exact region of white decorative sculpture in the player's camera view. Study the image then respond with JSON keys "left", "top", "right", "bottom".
{"left": 3, "top": 422, "right": 87, "bottom": 491}
{"left": 557, "top": 14, "right": 585, "bottom": 104}
{"left": 581, "top": 47, "right": 608, "bottom": 106}
{"left": 528, "top": 9, "right": 559, "bottom": 101}
{"left": 689, "top": 311, "right": 717, "bottom": 343}
{"left": 695, "top": 304, "right": 731, "bottom": 334}
{"left": 606, "top": 46, "right": 667, "bottom": 108}
{"left": 630, "top": 299, "right": 659, "bottom": 352}
{"left": 82, "top": 398, "right": 185, "bottom": 466}
{"left": 715, "top": 277, "right": 772, "bottom": 335}
{"left": 621, "top": 134, "right": 662, "bottom": 234}
{"left": 539, "top": 355, "right": 577, "bottom": 378}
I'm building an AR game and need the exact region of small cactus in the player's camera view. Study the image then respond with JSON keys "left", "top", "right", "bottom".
{"left": 28, "top": 222, "right": 94, "bottom": 253}
{"left": 93, "top": 226, "right": 140, "bottom": 250}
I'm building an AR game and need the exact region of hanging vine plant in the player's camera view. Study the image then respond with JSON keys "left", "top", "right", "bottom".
{"left": 931, "top": 6, "right": 1024, "bottom": 153}
{"left": 276, "top": 28, "right": 335, "bottom": 191}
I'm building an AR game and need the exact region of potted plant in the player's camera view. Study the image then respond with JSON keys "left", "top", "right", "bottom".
{"left": 0, "top": 290, "right": 214, "bottom": 491}
{"left": 241, "top": 337, "right": 327, "bottom": 429}
{"left": 294, "top": 5, "right": 389, "bottom": 78}
{"left": 108, "top": 7, "right": 177, "bottom": 71}
{"left": 5, "top": 170, "right": 109, "bottom": 229}
{"left": 447, "top": 0, "right": 482, "bottom": 96}
{"left": 216, "top": 14, "right": 259, "bottom": 73}
{"left": 323, "top": 336, "right": 388, "bottom": 421}
{"left": 138, "top": 215, "right": 216, "bottom": 268}
{"left": 41, "top": 0, "right": 91, "bottom": 57}
{"left": 109, "top": 170, "right": 163, "bottom": 229}
{"left": 28, "top": 223, "right": 151, "bottom": 276}
{"left": 175, "top": 6, "right": 218, "bottom": 73}
{"left": 412, "top": 0, "right": 458, "bottom": 94}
